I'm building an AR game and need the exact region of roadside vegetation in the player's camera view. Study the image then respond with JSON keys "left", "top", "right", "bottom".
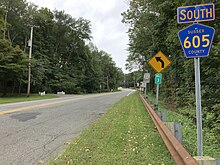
{"left": 122, "top": 0, "right": 220, "bottom": 146}
{"left": 0, "top": 0, "right": 123, "bottom": 96}
{"left": 147, "top": 93, "right": 220, "bottom": 158}
{"left": 0, "top": 94, "right": 58, "bottom": 104}
{"left": 49, "top": 92, "right": 175, "bottom": 165}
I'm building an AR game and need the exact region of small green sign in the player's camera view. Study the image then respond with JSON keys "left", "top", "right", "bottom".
{"left": 155, "top": 73, "right": 162, "bottom": 84}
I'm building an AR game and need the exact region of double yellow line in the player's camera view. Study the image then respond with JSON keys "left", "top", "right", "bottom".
{"left": 0, "top": 94, "right": 107, "bottom": 116}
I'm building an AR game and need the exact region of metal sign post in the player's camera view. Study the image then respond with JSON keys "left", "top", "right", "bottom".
{"left": 144, "top": 82, "right": 147, "bottom": 98}
{"left": 143, "top": 72, "right": 150, "bottom": 98}
{"left": 194, "top": 57, "right": 203, "bottom": 156}
{"left": 155, "top": 84, "right": 159, "bottom": 110}
{"left": 155, "top": 73, "right": 162, "bottom": 111}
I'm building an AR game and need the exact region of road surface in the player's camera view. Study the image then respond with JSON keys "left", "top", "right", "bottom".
{"left": 0, "top": 89, "right": 134, "bottom": 165}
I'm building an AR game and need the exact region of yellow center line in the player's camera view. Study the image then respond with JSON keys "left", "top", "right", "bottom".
{"left": 0, "top": 92, "right": 118, "bottom": 116}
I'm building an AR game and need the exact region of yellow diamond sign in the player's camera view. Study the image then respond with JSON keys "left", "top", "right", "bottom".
{"left": 148, "top": 51, "right": 171, "bottom": 73}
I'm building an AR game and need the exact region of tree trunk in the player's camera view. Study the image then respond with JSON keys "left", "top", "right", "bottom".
{"left": 18, "top": 82, "right": 21, "bottom": 94}
{"left": 12, "top": 80, "right": 16, "bottom": 94}
{"left": 2, "top": 80, "right": 7, "bottom": 96}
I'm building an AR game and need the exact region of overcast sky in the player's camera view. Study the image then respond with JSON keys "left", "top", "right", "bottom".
{"left": 27, "top": 0, "right": 130, "bottom": 73}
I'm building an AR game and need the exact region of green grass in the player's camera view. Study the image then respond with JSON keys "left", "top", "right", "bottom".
{"left": 0, "top": 94, "right": 59, "bottom": 104}
{"left": 49, "top": 92, "right": 175, "bottom": 165}
{"left": 146, "top": 93, "right": 220, "bottom": 158}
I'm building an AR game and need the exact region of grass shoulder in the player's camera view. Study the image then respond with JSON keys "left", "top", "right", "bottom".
{"left": 0, "top": 94, "right": 59, "bottom": 104}
{"left": 49, "top": 92, "right": 174, "bottom": 165}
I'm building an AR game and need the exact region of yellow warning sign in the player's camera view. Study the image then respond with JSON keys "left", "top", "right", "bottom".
{"left": 148, "top": 51, "right": 171, "bottom": 73}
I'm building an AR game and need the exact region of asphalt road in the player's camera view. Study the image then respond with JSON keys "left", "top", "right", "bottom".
{"left": 0, "top": 89, "right": 134, "bottom": 165}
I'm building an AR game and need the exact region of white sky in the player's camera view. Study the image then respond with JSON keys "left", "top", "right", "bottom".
{"left": 27, "top": 0, "right": 129, "bottom": 73}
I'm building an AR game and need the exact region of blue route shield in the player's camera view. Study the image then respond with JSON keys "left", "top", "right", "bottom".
{"left": 178, "top": 23, "right": 215, "bottom": 58}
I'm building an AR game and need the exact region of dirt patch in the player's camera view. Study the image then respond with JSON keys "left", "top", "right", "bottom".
{"left": 164, "top": 102, "right": 177, "bottom": 112}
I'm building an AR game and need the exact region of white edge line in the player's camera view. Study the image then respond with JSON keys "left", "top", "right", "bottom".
{"left": 127, "top": 90, "right": 136, "bottom": 96}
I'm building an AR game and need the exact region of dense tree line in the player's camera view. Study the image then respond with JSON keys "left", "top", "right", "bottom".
{"left": 122, "top": 0, "right": 220, "bottom": 141}
{"left": 0, "top": 0, "right": 123, "bottom": 95}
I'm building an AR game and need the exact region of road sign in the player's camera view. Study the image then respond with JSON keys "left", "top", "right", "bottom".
{"left": 148, "top": 51, "right": 171, "bottom": 73}
{"left": 177, "top": 3, "right": 215, "bottom": 156}
{"left": 144, "top": 73, "right": 151, "bottom": 83}
{"left": 155, "top": 73, "right": 162, "bottom": 85}
{"left": 177, "top": 3, "right": 215, "bottom": 24}
{"left": 178, "top": 23, "right": 215, "bottom": 58}
{"left": 140, "top": 81, "right": 144, "bottom": 87}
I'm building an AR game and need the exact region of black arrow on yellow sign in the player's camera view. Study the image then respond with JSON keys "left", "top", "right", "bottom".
{"left": 148, "top": 51, "right": 171, "bottom": 73}
{"left": 155, "top": 57, "right": 164, "bottom": 68}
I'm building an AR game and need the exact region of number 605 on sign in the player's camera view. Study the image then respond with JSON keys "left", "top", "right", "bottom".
{"left": 178, "top": 23, "right": 215, "bottom": 58}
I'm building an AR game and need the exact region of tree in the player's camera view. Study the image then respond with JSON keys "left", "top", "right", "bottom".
{"left": 0, "top": 39, "right": 28, "bottom": 96}
{"left": 0, "top": 0, "right": 124, "bottom": 96}
{"left": 122, "top": 0, "right": 220, "bottom": 140}
{"left": 0, "top": 9, "right": 4, "bottom": 38}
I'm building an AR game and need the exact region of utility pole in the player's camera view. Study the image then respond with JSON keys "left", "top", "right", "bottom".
{"left": 27, "top": 26, "right": 34, "bottom": 97}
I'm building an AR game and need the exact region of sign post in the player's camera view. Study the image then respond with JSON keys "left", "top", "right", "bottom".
{"left": 177, "top": 3, "right": 215, "bottom": 156}
{"left": 194, "top": 57, "right": 203, "bottom": 156}
{"left": 143, "top": 72, "right": 150, "bottom": 98}
{"left": 142, "top": 78, "right": 147, "bottom": 98}
{"left": 148, "top": 52, "right": 170, "bottom": 111}
{"left": 156, "top": 84, "right": 159, "bottom": 109}
{"left": 144, "top": 81, "right": 147, "bottom": 98}
{"left": 155, "top": 73, "right": 162, "bottom": 111}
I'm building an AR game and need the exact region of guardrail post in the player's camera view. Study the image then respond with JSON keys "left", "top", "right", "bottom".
{"left": 165, "top": 122, "right": 182, "bottom": 143}
{"left": 154, "top": 104, "right": 158, "bottom": 111}
{"left": 174, "top": 122, "right": 182, "bottom": 143}
{"left": 161, "top": 112, "right": 166, "bottom": 122}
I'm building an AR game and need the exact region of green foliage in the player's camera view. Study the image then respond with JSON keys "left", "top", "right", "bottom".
{"left": 147, "top": 94, "right": 220, "bottom": 157}
{"left": 122, "top": 0, "right": 220, "bottom": 142}
{"left": 123, "top": 71, "right": 142, "bottom": 88}
{"left": 0, "top": 9, "right": 4, "bottom": 38}
{"left": 0, "top": 39, "right": 28, "bottom": 96}
{"left": 0, "top": 0, "right": 123, "bottom": 95}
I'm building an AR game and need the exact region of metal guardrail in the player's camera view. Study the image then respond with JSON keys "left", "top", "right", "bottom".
{"left": 140, "top": 94, "right": 198, "bottom": 165}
